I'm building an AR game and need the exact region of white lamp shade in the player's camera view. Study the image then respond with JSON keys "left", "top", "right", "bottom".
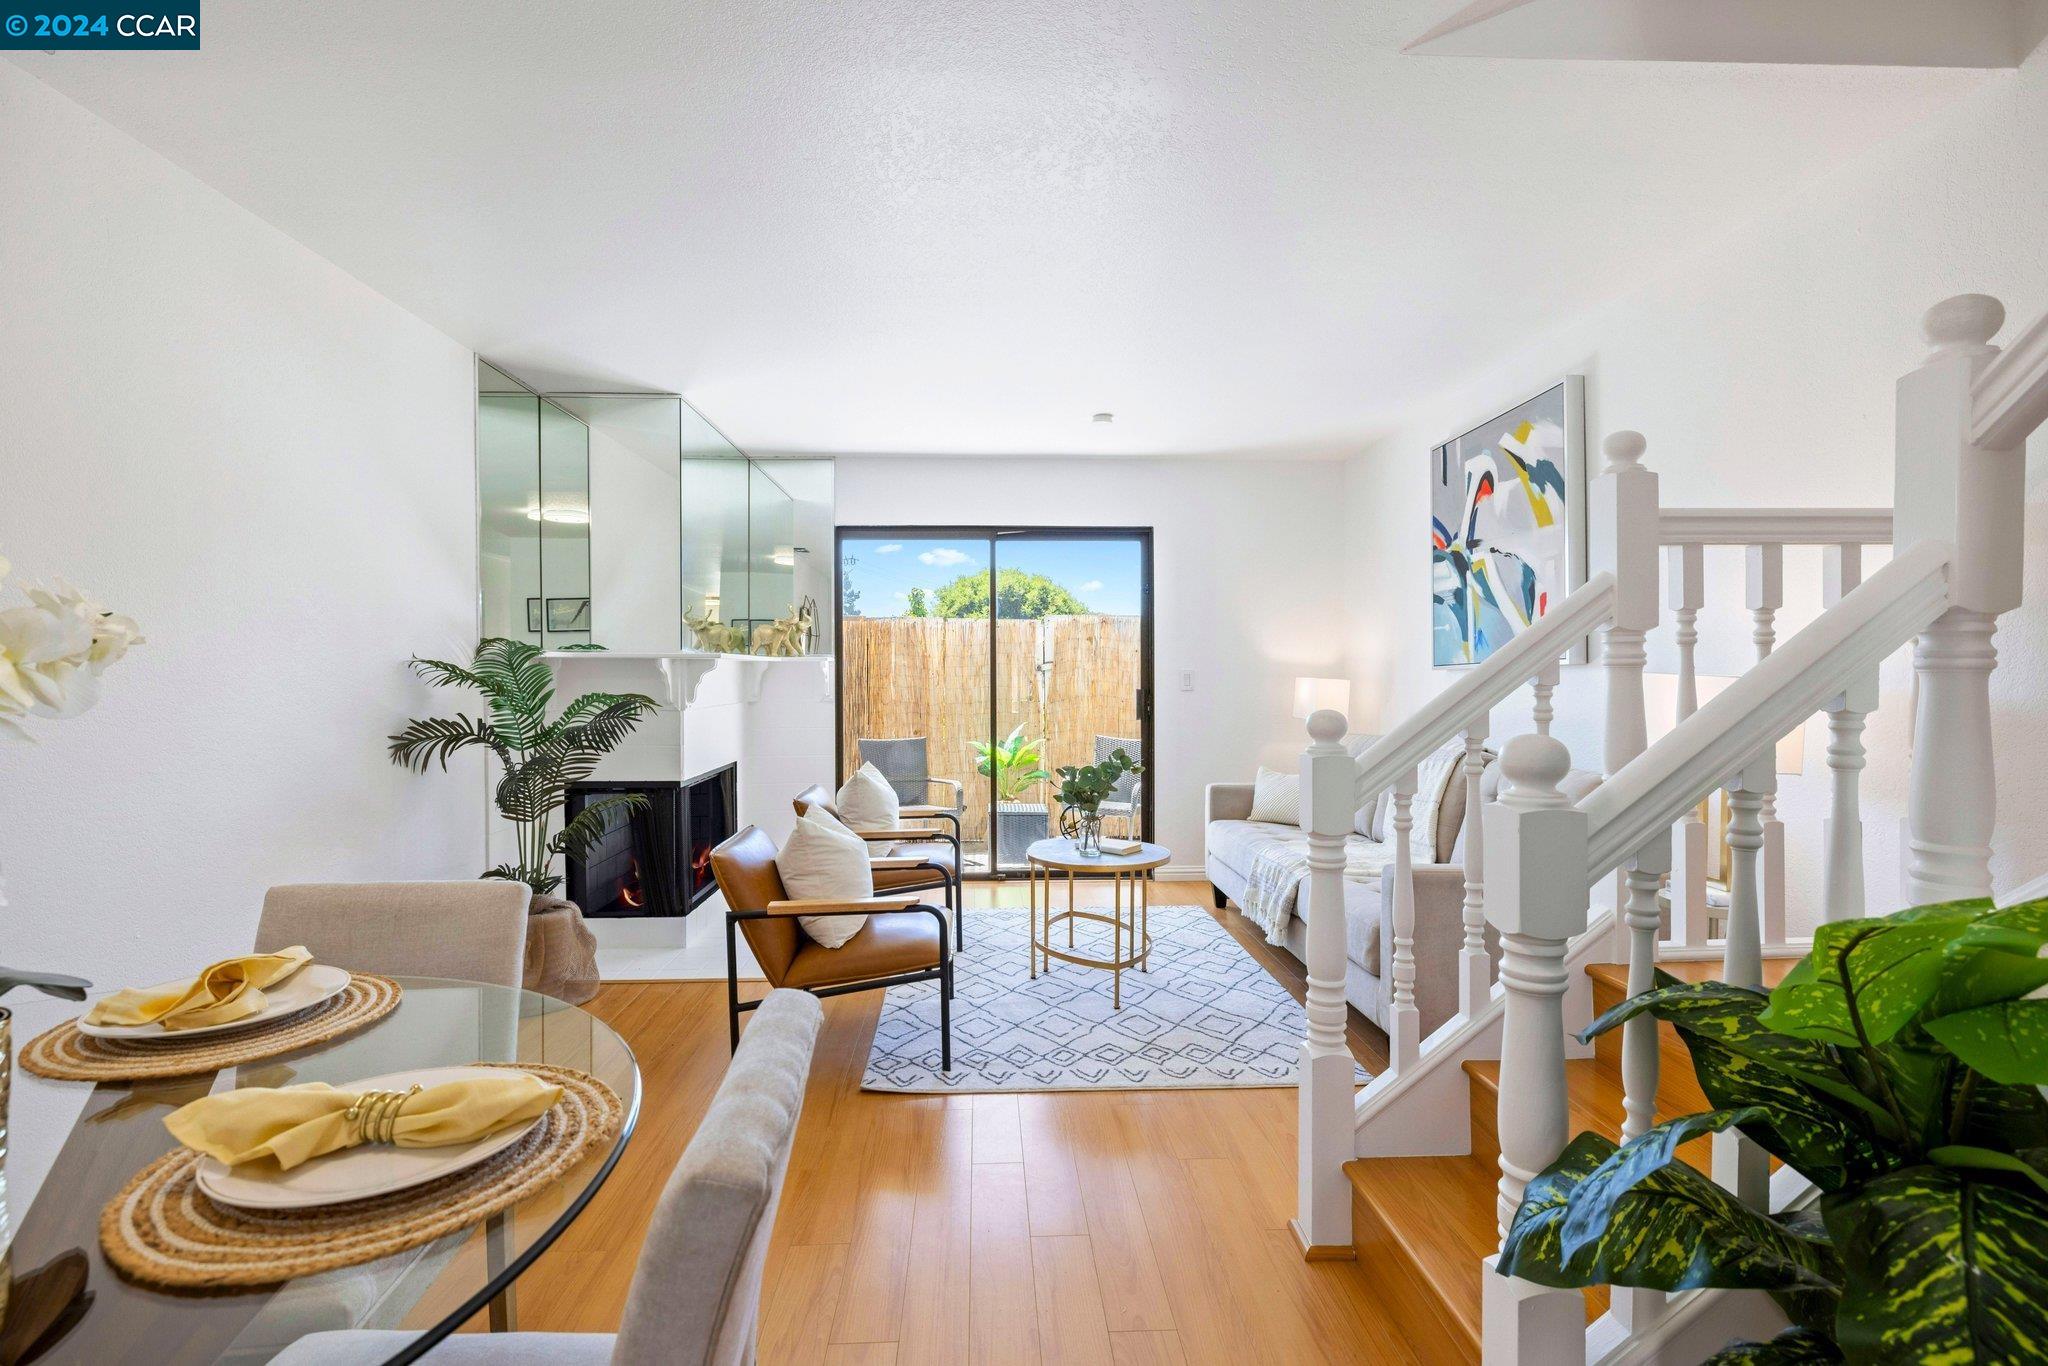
{"left": 1292, "top": 676, "right": 1352, "bottom": 720}
{"left": 1643, "top": 673, "right": 1805, "bottom": 775}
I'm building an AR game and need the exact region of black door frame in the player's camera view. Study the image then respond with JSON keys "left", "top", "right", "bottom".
{"left": 833, "top": 524, "right": 1156, "bottom": 880}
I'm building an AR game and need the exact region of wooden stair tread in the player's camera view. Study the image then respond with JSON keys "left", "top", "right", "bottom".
{"left": 1583, "top": 954, "right": 1799, "bottom": 994}
{"left": 1464, "top": 1059, "right": 1713, "bottom": 1174}
{"left": 1345, "top": 1154, "right": 1502, "bottom": 1350}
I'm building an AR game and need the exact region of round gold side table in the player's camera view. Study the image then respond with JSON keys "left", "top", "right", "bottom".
{"left": 1025, "top": 837, "right": 1170, "bottom": 1010}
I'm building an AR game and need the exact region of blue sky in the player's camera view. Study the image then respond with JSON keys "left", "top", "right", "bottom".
{"left": 841, "top": 536, "right": 1143, "bottom": 617}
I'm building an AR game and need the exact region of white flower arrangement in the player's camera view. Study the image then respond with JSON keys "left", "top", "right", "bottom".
{"left": 0, "top": 551, "right": 143, "bottom": 743}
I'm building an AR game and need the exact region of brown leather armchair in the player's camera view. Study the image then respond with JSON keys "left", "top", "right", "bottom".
{"left": 793, "top": 785, "right": 965, "bottom": 949}
{"left": 710, "top": 825, "right": 953, "bottom": 1071}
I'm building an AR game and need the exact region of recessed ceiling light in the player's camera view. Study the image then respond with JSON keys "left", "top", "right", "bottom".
{"left": 1092, "top": 412, "right": 1114, "bottom": 424}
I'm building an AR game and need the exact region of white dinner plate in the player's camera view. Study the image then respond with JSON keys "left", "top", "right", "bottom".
{"left": 194, "top": 1064, "right": 546, "bottom": 1211}
{"left": 78, "top": 963, "right": 353, "bottom": 1041}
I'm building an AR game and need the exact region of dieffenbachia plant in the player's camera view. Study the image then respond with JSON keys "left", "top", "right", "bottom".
{"left": 1499, "top": 897, "right": 2048, "bottom": 1364}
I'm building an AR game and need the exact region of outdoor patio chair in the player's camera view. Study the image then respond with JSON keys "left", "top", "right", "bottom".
{"left": 857, "top": 736, "right": 967, "bottom": 831}
{"left": 1094, "top": 734, "right": 1144, "bottom": 838}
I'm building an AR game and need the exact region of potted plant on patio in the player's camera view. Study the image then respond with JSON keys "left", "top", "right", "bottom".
{"left": 389, "top": 637, "right": 659, "bottom": 1004}
{"left": 1056, "top": 747, "right": 1142, "bottom": 858}
{"left": 1499, "top": 895, "right": 2048, "bottom": 1363}
{"left": 973, "top": 725, "right": 1053, "bottom": 865}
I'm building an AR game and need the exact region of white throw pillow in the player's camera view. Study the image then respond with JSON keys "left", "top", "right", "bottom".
{"left": 1249, "top": 767, "right": 1303, "bottom": 825}
{"left": 1355, "top": 788, "right": 1392, "bottom": 841}
{"left": 1408, "top": 740, "right": 1467, "bottom": 862}
{"left": 776, "top": 814, "right": 874, "bottom": 948}
{"left": 835, "top": 762, "right": 901, "bottom": 829}
{"left": 804, "top": 802, "right": 855, "bottom": 838}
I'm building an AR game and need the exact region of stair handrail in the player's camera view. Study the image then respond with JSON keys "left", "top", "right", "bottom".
{"left": 1351, "top": 571, "right": 1617, "bottom": 805}
{"left": 1656, "top": 506, "right": 1893, "bottom": 546}
{"left": 1581, "top": 538, "right": 1953, "bottom": 883}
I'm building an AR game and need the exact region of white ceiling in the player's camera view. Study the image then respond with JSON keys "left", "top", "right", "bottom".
{"left": 11, "top": 2, "right": 2004, "bottom": 458}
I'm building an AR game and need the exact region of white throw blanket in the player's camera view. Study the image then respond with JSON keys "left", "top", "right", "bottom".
{"left": 1237, "top": 827, "right": 1401, "bottom": 945}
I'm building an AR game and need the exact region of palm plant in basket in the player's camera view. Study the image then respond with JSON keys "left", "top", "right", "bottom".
{"left": 389, "top": 637, "right": 659, "bottom": 896}
{"left": 1499, "top": 896, "right": 2048, "bottom": 1364}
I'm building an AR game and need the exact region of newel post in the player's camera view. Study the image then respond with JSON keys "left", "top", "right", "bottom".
{"left": 1591, "top": 430, "right": 1659, "bottom": 967}
{"left": 1482, "top": 733, "right": 1588, "bottom": 1364}
{"left": 1294, "top": 708, "right": 1357, "bottom": 1257}
{"left": 1895, "top": 294, "right": 2022, "bottom": 905}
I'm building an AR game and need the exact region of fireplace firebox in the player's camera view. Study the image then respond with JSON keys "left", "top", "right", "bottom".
{"left": 565, "top": 764, "right": 736, "bottom": 917}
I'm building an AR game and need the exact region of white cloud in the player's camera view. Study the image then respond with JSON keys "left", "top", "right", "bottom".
{"left": 893, "top": 590, "right": 909, "bottom": 600}
{"left": 875, "top": 543, "right": 903, "bottom": 554}
{"left": 918, "top": 547, "right": 971, "bottom": 567}
{"left": 1079, "top": 580, "right": 1103, "bottom": 592}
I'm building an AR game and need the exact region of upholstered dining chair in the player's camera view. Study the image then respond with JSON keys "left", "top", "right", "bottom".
{"left": 254, "top": 882, "right": 530, "bottom": 989}
{"left": 270, "top": 987, "right": 825, "bottom": 1366}
{"left": 711, "top": 826, "right": 952, "bottom": 1071}
{"left": 1093, "top": 734, "right": 1145, "bottom": 838}
{"left": 792, "top": 785, "right": 964, "bottom": 948}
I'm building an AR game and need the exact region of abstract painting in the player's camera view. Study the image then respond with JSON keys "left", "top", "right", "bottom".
{"left": 1431, "top": 378, "right": 1585, "bottom": 667}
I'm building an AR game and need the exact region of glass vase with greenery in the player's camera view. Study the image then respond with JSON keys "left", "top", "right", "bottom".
{"left": 388, "top": 637, "right": 659, "bottom": 898}
{"left": 1499, "top": 896, "right": 2048, "bottom": 1363}
{"left": 1055, "top": 748, "right": 1142, "bottom": 857}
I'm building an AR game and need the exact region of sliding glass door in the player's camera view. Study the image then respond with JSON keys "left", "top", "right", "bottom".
{"left": 837, "top": 527, "right": 1152, "bottom": 876}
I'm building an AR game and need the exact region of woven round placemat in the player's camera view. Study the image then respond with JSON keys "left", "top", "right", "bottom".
{"left": 21, "top": 974, "right": 403, "bottom": 1081}
{"left": 100, "top": 1062, "right": 622, "bottom": 1290}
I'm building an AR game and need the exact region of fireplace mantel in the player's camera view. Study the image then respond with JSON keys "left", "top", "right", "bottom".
{"left": 541, "top": 650, "right": 833, "bottom": 708}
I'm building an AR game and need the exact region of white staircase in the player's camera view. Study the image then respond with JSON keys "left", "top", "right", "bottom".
{"left": 1290, "top": 292, "right": 2048, "bottom": 1362}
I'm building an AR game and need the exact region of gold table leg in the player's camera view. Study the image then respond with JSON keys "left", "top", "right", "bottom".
{"left": 1028, "top": 859, "right": 1038, "bottom": 979}
{"left": 1113, "top": 870, "right": 1123, "bottom": 1010}
{"left": 486, "top": 1210, "right": 516, "bottom": 1331}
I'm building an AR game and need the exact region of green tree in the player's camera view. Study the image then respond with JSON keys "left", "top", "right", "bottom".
{"left": 933, "top": 568, "right": 1089, "bottom": 619}
{"left": 841, "top": 556, "right": 862, "bottom": 617}
{"left": 906, "top": 586, "right": 928, "bottom": 617}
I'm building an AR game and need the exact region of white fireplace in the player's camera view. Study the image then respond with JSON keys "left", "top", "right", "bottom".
{"left": 486, "top": 649, "right": 835, "bottom": 978}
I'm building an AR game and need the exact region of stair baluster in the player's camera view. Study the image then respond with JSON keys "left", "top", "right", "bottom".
{"left": 1294, "top": 707, "right": 1359, "bottom": 1255}
{"left": 1458, "top": 718, "right": 1491, "bottom": 1018}
{"left": 1666, "top": 542, "right": 1711, "bottom": 947}
{"left": 1746, "top": 542, "right": 1788, "bottom": 944}
{"left": 1530, "top": 661, "right": 1557, "bottom": 736}
{"left": 1481, "top": 734, "right": 1588, "bottom": 1363}
{"left": 1715, "top": 777, "right": 1772, "bottom": 1208}
{"left": 1822, "top": 544, "right": 1872, "bottom": 922}
{"left": 1389, "top": 766, "right": 1422, "bottom": 1071}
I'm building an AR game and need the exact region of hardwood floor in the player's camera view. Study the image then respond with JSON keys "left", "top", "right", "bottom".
{"left": 503, "top": 882, "right": 1449, "bottom": 1363}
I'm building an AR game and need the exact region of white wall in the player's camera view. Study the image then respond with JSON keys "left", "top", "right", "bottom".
{"left": 0, "top": 64, "right": 482, "bottom": 1201}
{"left": 1346, "top": 47, "right": 2048, "bottom": 931}
{"left": 835, "top": 456, "right": 1353, "bottom": 870}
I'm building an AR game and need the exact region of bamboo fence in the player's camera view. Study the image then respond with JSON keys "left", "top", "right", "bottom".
{"left": 838, "top": 614, "right": 1144, "bottom": 853}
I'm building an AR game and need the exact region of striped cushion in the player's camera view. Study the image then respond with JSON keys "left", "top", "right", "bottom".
{"left": 1248, "top": 767, "right": 1303, "bottom": 825}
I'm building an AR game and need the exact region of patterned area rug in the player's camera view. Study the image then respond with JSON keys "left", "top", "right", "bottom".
{"left": 861, "top": 906, "right": 1373, "bottom": 1093}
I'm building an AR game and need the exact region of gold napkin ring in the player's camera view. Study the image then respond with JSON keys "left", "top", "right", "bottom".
{"left": 345, "top": 1084, "right": 422, "bottom": 1145}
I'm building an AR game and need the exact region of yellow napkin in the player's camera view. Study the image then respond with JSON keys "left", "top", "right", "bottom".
{"left": 84, "top": 946, "right": 315, "bottom": 1031}
{"left": 165, "top": 1072, "right": 562, "bottom": 1170}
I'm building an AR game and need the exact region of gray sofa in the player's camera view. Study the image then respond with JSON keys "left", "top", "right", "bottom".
{"left": 1205, "top": 745, "right": 1601, "bottom": 1040}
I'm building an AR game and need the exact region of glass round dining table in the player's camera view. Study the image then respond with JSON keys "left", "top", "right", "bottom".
{"left": 8, "top": 976, "right": 641, "bottom": 1365}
